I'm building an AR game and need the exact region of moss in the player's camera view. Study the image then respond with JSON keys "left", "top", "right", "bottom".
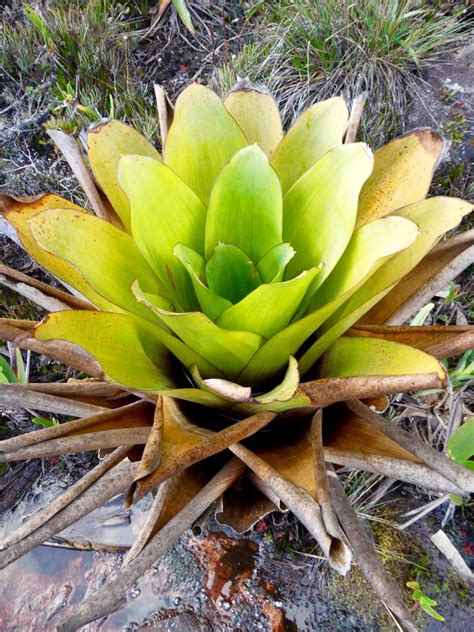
{"left": 327, "top": 514, "right": 427, "bottom": 629}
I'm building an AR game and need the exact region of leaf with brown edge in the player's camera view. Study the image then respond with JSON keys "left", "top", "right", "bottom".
{"left": 0, "top": 319, "right": 102, "bottom": 378}
{"left": 55, "top": 459, "right": 246, "bottom": 632}
{"left": 0, "top": 194, "right": 122, "bottom": 312}
{"left": 317, "top": 337, "right": 446, "bottom": 381}
{"left": 0, "top": 384, "right": 107, "bottom": 419}
{"left": 224, "top": 81, "right": 283, "bottom": 156}
{"left": 0, "top": 402, "right": 154, "bottom": 461}
{"left": 361, "top": 228, "right": 474, "bottom": 325}
{"left": 132, "top": 398, "right": 164, "bottom": 486}
{"left": 86, "top": 119, "right": 161, "bottom": 232}
{"left": 347, "top": 400, "right": 474, "bottom": 493}
{"left": 323, "top": 405, "right": 466, "bottom": 495}
{"left": 356, "top": 129, "right": 445, "bottom": 228}
{"left": 0, "top": 446, "right": 131, "bottom": 551}
{"left": 216, "top": 472, "right": 286, "bottom": 534}
{"left": 345, "top": 325, "right": 474, "bottom": 360}
{"left": 126, "top": 397, "right": 276, "bottom": 506}
{"left": 327, "top": 467, "right": 418, "bottom": 632}
{"left": 125, "top": 461, "right": 219, "bottom": 563}
{"left": 234, "top": 372, "right": 445, "bottom": 415}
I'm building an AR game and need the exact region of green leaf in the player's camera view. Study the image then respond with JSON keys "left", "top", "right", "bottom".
{"left": 224, "top": 86, "right": 283, "bottom": 155}
{"left": 217, "top": 268, "right": 321, "bottom": 338}
{"left": 36, "top": 311, "right": 176, "bottom": 391}
{"left": 145, "top": 308, "right": 264, "bottom": 379}
{"left": 173, "top": 243, "right": 232, "bottom": 320}
{"left": 271, "top": 96, "right": 349, "bottom": 194}
{"left": 164, "top": 84, "right": 247, "bottom": 204}
{"left": 131, "top": 282, "right": 224, "bottom": 377}
{"left": 204, "top": 145, "right": 283, "bottom": 262}
{"left": 283, "top": 143, "right": 373, "bottom": 283}
{"left": 172, "top": 0, "right": 195, "bottom": 33}
{"left": 118, "top": 154, "right": 206, "bottom": 311}
{"left": 0, "top": 356, "right": 17, "bottom": 384}
{"left": 159, "top": 387, "right": 230, "bottom": 408}
{"left": 239, "top": 216, "right": 418, "bottom": 383}
{"left": 257, "top": 243, "right": 295, "bottom": 283}
{"left": 32, "top": 416, "right": 58, "bottom": 428}
{"left": 356, "top": 130, "right": 445, "bottom": 228}
{"left": 206, "top": 244, "right": 261, "bottom": 304}
{"left": 299, "top": 288, "right": 390, "bottom": 375}
{"left": 87, "top": 119, "right": 161, "bottom": 232}
{"left": 447, "top": 417, "right": 474, "bottom": 471}
{"left": 30, "top": 209, "right": 170, "bottom": 323}
{"left": 317, "top": 337, "right": 445, "bottom": 380}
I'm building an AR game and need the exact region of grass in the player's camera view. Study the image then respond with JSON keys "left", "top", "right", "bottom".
{"left": 1, "top": 0, "right": 161, "bottom": 137}
{"left": 212, "top": 0, "right": 467, "bottom": 146}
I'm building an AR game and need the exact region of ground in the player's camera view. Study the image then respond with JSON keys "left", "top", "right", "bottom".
{"left": 0, "top": 2, "right": 473, "bottom": 631}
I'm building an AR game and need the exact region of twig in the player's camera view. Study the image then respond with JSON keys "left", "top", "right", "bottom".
{"left": 344, "top": 92, "right": 368, "bottom": 143}
{"left": 1, "top": 428, "right": 149, "bottom": 462}
{"left": 0, "top": 460, "right": 137, "bottom": 570}
{"left": 0, "top": 384, "right": 106, "bottom": 418}
{"left": 124, "top": 478, "right": 173, "bottom": 564}
{"left": 1, "top": 446, "right": 131, "bottom": 550}
{"left": 323, "top": 448, "right": 466, "bottom": 495}
{"left": 132, "top": 397, "right": 164, "bottom": 485}
{"left": 398, "top": 495, "right": 449, "bottom": 530}
{"left": 0, "top": 400, "right": 148, "bottom": 454}
{"left": 430, "top": 529, "right": 473, "bottom": 584}
{"left": 46, "top": 130, "right": 110, "bottom": 221}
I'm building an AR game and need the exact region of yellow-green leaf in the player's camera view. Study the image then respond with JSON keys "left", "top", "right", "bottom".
{"left": 254, "top": 356, "right": 300, "bottom": 404}
{"left": 205, "top": 145, "right": 283, "bottom": 262}
{"left": 87, "top": 119, "right": 161, "bottom": 232}
{"left": 329, "top": 197, "right": 473, "bottom": 334}
{"left": 206, "top": 244, "right": 261, "bottom": 305}
{"left": 283, "top": 143, "right": 373, "bottom": 282}
{"left": 148, "top": 309, "right": 264, "bottom": 379}
{"left": 164, "top": 83, "right": 247, "bottom": 204}
{"left": 173, "top": 243, "right": 232, "bottom": 320}
{"left": 217, "top": 268, "right": 321, "bottom": 338}
{"left": 271, "top": 96, "right": 348, "bottom": 194}
{"left": 298, "top": 199, "right": 471, "bottom": 372}
{"left": 30, "top": 208, "right": 170, "bottom": 322}
{"left": 318, "top": 336, "right": 446, "bottom": 380}
{"left": 224, "top": 85, "right": 283, "bottom": 155}
{"left": 257, "top": 243, "right": 295, "bottom": 283}
{"left": 309, "top": 216, "right": 419, "bottom": 311}
{"left": 118, "top": 154, "right": 206, "bottom": 311}
{"left": 356, "top": 129, "right": 445, "bottom": 228}
{"left": 36, "top": 311, "right": 174, "bottom": 391}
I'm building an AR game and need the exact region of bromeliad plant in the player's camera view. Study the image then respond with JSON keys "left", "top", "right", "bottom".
{"left": 1, "top": 81, "right": 474, "bottom": 631}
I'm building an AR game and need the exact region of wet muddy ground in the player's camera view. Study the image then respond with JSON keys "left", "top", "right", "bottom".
{"left": 1, "top": 480, "right": 473, "bottom": 631}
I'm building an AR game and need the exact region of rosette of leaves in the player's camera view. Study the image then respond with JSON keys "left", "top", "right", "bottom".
{"left": 1, "top": 82, "right": 473, "bottom": 631}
